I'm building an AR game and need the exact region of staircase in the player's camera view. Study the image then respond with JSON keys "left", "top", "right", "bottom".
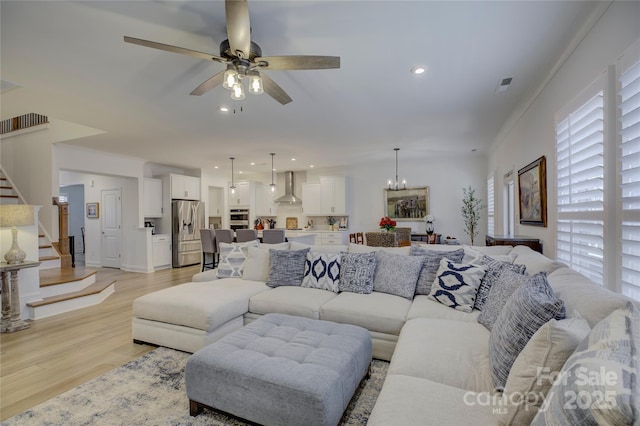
{"left": 0, "top": 169, "right": 116, "bottom": 319}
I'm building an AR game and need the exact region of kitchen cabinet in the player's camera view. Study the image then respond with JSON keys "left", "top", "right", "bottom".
{"left": 320, "top": 231, "right": 348, "bottom": 245}
{"left": 171, "top": 174, "right": 201, "bottom": 200}
{"left": 255, "top": 184, "right": 278, "bottom": 216}
{"left": 230, "top": 181, "right": 251, "bottom": 206}
{"left": 208, "top": 187, "right": 224, "bottom": 217}
{"left": 302, "top": 177, "right": 346, "bottom": 215}
{"left": 143, "top": 178, "right": 163, "bottom": 218}
{"left": 301, "top": 183, "right": 322, "bottom": 215}
{"left": 152, "top": 234, "right": 171, "bottom": 269}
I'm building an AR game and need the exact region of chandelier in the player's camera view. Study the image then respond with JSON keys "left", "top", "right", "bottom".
{"left": 387, "top": 148, "right": 407, "bottom": 190}
{"left": 223, "top": 63, "right": 263, "bottom": 101}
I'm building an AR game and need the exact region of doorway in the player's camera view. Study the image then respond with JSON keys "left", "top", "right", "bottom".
{"left": 101, "top": 188, "right": 122, "bottom": 268}
{"left": 60, "top": 184, "right": 85, "bottom": 266}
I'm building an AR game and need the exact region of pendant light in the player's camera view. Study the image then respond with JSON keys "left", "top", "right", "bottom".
{"left": 229, "top": 157, "right": 236, "bottom": 194}
{"left": 269, "top": 153, "right": 276, "bottom": 192}
{"left": 387, "top": 148, "right": 407, "bottom": 190}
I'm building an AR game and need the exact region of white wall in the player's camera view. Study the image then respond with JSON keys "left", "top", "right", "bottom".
{"left": 488, "top": 1, "right": 640, "bottom": 256}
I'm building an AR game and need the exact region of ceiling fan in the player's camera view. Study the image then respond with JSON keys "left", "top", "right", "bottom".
{"left": 124, "top": 0, "right": 340, "bottom": 105}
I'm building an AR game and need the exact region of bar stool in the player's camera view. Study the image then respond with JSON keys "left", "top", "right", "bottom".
{"left": 236, "top": 229, "right": 258, "bottom": 242}
{"left": 262, "top": 229, "right": 286, "bottom": 244}
{"left": 199, "top": 229, "right": 216, "bottom": 271}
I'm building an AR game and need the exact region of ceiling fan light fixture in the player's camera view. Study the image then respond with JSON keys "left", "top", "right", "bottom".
{"left": 248, "top": 72, "right": 264, "bottom": 95}
{"left": 231, "top": 83, "right": 245, "bottom": 100}
{"left": 223, "top": 66, "right": 239, "bottom": 90}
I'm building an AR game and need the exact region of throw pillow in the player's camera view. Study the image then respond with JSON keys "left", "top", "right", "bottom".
{"left": 428, "top": 259, "right": 487, "bottom": 312}
{"left": 477, "top": 268, "right": 533, "bottom": 330}
{"left": 339, "top": 252, "right": 377, "bottom": 294}
{"left": 216, "top": 240, "right": 259, "bottom": 278}
{"left": 474, "top": 255, "right": 527, "bottom": 311}
{"left": 301, "top": 252, "right": 341, "bottom": 292}
{"left": 372, "top": 251, "right": 424, "bottom": 300}
{"left": 242, "top": 244, "right": 289, "bottom": 282}
{"left": 498, "top": 316, "right": 591, "bottom": 426}
{"left": 531, "top": 302, "right": 639, "bottom": 426}
{"left": 489, "top": 273, "right": 566, "bottom": 389}
{"left": 266, "top": 248, "right": 310, "bottom": 288}
{"left": 409, "top": 246, "right": 465, "bottom": 295}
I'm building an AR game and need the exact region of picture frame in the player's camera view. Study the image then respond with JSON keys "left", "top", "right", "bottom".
{"left": 384, "top": 187, "right": 429, "bottom": 221}
{"left": 86, "top": 202, "right": 99, "bottom": 219}
{"left": 518, "top": 156, "right": 547, "bottom": 227}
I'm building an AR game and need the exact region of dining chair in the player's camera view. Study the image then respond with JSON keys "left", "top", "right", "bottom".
{"left": 365, "top": 232, "right": 396, "bottom": 247}
{"left": 199, "top": 229, "right": 216, "bottom": 271}
{"left": 395, "top": 227, "right": 412, "bottom": 247}
{"left": 262, "top": 229, "right": 286, "bottom": 244}
{"left": 349, "top": 233, "right": 357, "bottom": 243}
{"left": 235, "top": 229, "right": 258, "bottom": 243}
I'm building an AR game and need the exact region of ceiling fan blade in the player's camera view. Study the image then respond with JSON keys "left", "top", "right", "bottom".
{"left": 190, "top": 70, "right": 226, "bottom": 96}
{"left": 257, "top": 55, "right": 340, "bottom": 70}
{"left": 124, "top": 36, "right": 226, "bottom": 63}
{"left": 225, "top": 0, "right": 251, "bottom": 59}
{"left": 260, "top": 72, "right": 292, "bottom": 105}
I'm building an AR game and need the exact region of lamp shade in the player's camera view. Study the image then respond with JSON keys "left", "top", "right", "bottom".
{"left": 0, "top": 205, "right": 34, "bottom": 227}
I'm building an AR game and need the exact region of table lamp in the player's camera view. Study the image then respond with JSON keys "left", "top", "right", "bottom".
{"left": 0, "top": 205, "right": 34, "bottom": 264}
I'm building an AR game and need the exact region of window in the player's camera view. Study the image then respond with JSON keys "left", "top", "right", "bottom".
{"left": 555, "top": 85, "right": 604, "bottom": 285}
{"left": 618, "top": 48, "right": 640, "bottom": 300}
{"left": 504, "top": 175, "right": 515, "bottom": 236}
{"left": 487, "top": 174, "right": 495, "bottom": 236}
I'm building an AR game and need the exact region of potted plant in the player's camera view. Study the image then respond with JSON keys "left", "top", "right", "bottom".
{"left": 461, "top": 186, "right": 485, "bottom": 246}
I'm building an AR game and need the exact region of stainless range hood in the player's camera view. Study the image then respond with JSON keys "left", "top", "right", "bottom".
{"left": 274, "top": 171, "right": 301, "bottom": 204}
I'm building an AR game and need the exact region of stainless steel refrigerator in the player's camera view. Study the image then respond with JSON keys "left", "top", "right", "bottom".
{"left": 172, "top": 200, "right": 204, "bottom": 267}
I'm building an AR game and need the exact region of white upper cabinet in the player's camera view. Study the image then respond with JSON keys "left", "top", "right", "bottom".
{"left": 170, "top": 174, "right": 201, "bottom": 200}
{"left": 302, "top": 177, "right": 346, "bottom": 215}
{"left": 230, "top": 181, "right": 251, "bottom": 206}
{"left": 208, "top": 187, "right": 224, "bottom": 217}
{"left": 143, "top": 178, "right": 163, "bottom": 218}
{"left": 255, "top": 184, "right": 278, "bottom": 216}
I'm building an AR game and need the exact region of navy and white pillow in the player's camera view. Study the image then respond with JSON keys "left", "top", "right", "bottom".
{"left": 474, "top": 255, "right": 527, "bottom": 310}
{"left": 338, "top": 252, "right": 377, "bottom": 294}
{"left": 428, "top": 259, "right": 487, "bottom": 312}
{"left": 216, "top": 240, "right": 260, "bottom": 278}
{"left": 301, "top": 252, "right": 341, "bottom": 292}
{"left": 266, "top": 248, "right": 310, "bottom": 288}
{"left": 489, "top": 272, "right": 566, "bottom": 389}
{"left": 410, "top": 246, "right": 465, "bottom": 295}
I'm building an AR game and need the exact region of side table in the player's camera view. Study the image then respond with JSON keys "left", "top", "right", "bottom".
{"left": 1, "top": 260, "right": 40, "bottom": 333}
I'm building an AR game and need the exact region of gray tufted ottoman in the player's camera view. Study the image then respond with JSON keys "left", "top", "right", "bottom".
{"left": 185, "top": 313, "right": 372, "bottom": 426}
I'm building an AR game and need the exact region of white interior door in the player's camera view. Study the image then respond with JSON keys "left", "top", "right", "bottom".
{"left": 101, "top": 188, "right": 121, "bottom": 268}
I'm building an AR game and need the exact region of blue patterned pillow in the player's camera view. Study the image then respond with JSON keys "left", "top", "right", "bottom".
{"left": 531, "top": 302, "right": 639, "bottom": 426}
{"left": 473, "top": 255, "right": 526, "bottom": 310}
{"left": 410, "top": 246, "right": 465, "bottom": 295}
{"left": 428, "top": 259, "right": 487, "bottom": 312}
{"left": 373, "top": 251, "right": 423, "bottom": 300}
{"left": 339, "top": 252, "right": 377, "bottom": 294}
{"left": 301, "top": 252, "right": 341, "bottom": 292}
{"left": 216, "top": 240, "right": 260, "bottom": 278}
{"left": 266, "top": 248, "right": 310, "bottom": 288}
{"left": 489, "top": 273, "right": 566, "bottom": 389}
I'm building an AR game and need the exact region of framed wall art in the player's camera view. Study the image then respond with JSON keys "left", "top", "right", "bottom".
{"left": 518, "top": 156, "right": 547, "bottom": 227}
{"left": 86, "top": 202, "right": 100, "bottom": 219}
{"left": 384, "top": 187, "right": 429, "bottom": 221}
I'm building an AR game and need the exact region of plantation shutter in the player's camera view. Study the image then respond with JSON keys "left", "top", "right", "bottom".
{"left": 556, "top": 90, "right": 604, "bottom": 285}
{"left": 618, "top": 55, "right": 640, "bottom": 300}
{"left": 487, "top": 174, "right": 495, "bottom": 236}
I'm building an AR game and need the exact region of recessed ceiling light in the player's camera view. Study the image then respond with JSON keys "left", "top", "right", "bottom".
{"left": 411, "top": 66, "right": 427, "bottom": 75}
{"left": 250, "top": 162, "right": 256, "bottom": 166}
{"left": 309, "top": 165, "right": 314, "bottom": 168}
{"left": 291, "top": 158, "right": 296, "bottom": 161}
{"left": 239, "top": 171, "right": 244, "bottom": 174}
{"left": 214, "top": 165, "right": 219, "bottom": 169}
{"left": 219, "top": 106, "right": 229, "bottom": 112}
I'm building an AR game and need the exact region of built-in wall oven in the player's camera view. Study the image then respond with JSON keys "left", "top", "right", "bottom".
{"left": 229, "top": 208, "right": 250, "bottom": 231}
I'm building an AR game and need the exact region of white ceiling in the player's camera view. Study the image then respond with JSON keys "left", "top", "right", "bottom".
{"left": 1, "top": 1, "right": 600, "bottom": 176}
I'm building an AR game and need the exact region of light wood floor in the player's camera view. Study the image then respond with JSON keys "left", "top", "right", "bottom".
{"left": 0, "top": 265, "right": 200, "bottom": 421}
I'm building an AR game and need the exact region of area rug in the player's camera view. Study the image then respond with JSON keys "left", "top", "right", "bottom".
{"left": 2, "top": 347, "right": 388, "bottom": 425}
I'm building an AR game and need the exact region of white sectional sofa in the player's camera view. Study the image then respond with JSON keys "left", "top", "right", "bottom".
{"left": 132, "top": 242, "right": 639, "bottom": 425}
